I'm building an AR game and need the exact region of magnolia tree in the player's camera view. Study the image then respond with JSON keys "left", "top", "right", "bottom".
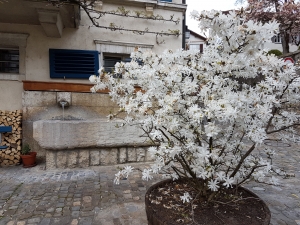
{"left": 90, "top": 10, "right": 300, "bottom": 202}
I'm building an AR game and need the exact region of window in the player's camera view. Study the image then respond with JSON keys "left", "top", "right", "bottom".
{"left": 103, "top": 54, "right": 131, "bottom": 78}
{"left": 103, "top": 54, "right": 131, "bottom": 73}
{"left": 94, "top": 40, "right": 153, "bottom": 78}
{"left": 188, "top": 44, "right": 204, "bottom": 53}
{"left": 290, "top": 34, "right": 300, "bottom": 44}
{"left": 272, "top": 35, "right": 281, "bottom": 44}
{"left": 49, "top": 49, "right": 99, "bottom": 79}
{"left": 0, "top": 33, "right": 28, "bottom": 81}
{"left": 0, "top": 48, "right": 19, "bottom": 73}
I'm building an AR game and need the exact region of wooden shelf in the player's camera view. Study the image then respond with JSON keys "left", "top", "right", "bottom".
{"left": 23, "top": 80, "right": 109, "bottom": 93}
{"left": 22, "top": 80, "right": 142, "bottom": 93}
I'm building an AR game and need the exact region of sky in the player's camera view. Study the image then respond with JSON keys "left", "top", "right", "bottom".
{"left": 186, "top": 0, "right": 245, "bottom": 35}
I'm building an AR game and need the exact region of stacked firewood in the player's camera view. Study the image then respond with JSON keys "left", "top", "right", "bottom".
{"left": 0, "top": 110, "right": 22, "bottom": 166}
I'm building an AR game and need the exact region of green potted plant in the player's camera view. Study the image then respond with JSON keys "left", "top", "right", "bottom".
{"left": 20, "top": 143, "right": 37, "bottom": 168}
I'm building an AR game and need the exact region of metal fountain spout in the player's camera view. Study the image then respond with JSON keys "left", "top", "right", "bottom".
{"left": 59, "top": 99, "right": 69, "bottom": 108}
{"left": 58, "top": 99, "right": 70, "bottom": 120}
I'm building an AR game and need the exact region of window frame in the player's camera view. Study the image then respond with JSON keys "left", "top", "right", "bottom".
{"left": 0, "top": 47, "right": 20, "bottom": 74}
{"left": 187, "top": 43, "right": 204, "bottom": 53}
{"left": 0, "top": 33, "right": 28, "bottom": 81}
{"left": 102, "top": 53, "right": 131, "bottom": 73}
{"left": 94, "top": 40, "right": 153, "bottom": 75}
{"left": 272, "top": 34, "right": 281, "bottom": 44}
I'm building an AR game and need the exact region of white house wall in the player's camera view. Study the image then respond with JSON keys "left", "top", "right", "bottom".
{"left": 0, "top": 81, "right": 23, "bottom": 111}
{"left": 186, "top": 32, "right": 206, "bottom": 46}
{"left": 264, "top": 42, "right": 298, "bottom": 53}
{"left": 0, "top": 3, "right": 185, "bottom": 110}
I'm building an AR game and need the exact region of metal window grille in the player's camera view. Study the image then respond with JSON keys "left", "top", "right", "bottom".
{"left": 0, "top": 48, "right": 19, "bottom": 74}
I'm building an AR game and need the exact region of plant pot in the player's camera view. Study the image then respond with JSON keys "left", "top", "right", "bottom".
{"left": 145, "top": 179, "right": 271, "bottom": 225}
{"left": 20, "top": 152, "right": 37, "bottom": 168}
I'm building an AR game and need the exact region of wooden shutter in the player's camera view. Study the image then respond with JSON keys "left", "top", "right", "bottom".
{"left": 200, "top": 44, "right": 203, "bottom": 53}
{"left": 49, "top": 49, "right": 99, "bottom": 79}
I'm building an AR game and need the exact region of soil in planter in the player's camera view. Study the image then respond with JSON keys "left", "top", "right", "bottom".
{"left": 146, "top": 179, "right": 269, "bottom": 225}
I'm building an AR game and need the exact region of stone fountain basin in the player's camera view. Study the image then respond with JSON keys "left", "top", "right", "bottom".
{"left": 33, "top": 119, "right": 149, "bottom": 150}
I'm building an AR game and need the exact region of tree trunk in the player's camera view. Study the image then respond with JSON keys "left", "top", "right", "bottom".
{"left": 281, "top": 32, "right": 290, "bottom": 54}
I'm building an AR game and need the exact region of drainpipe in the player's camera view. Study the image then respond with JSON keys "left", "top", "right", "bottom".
{"left": 182, "top": 0, "right": 186, "bottom": 49}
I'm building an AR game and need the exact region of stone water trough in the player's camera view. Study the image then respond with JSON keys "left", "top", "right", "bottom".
{"left": 33, "top": 119, "right": 153, "bottom": 169}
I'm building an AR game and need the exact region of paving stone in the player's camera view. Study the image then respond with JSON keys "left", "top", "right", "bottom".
{"left": 71, "top": 206, "right": 81, "bottom": 211}
{"left": 16, "top": 222, "right": 26, "bottom": 225}
{"left": 80, "top": 211, "right": 94, "bottom": 217}
{"left": 123, "top": 194, "right": 132, "bottom": 199}
{"left": 18, "top": 213, "right": 34, "bottom": 220}
{"left": 39, "top": 218, "right": 51, "bottom": 225}
{"left": 113, "top": 218, "right": 122, "bottom": 225}
{"left": 6, "top": 221, "right": 15, "bottom": 225}
{"left": 28, "top": 218, "right": 41, "bottom": 224}
{"left": 71, "top": 211, "right": 80, "bottom": 217}
{"left": 0, "top": 153, "right": 300, "bottom": 225}
{"left": 253, "top": 187, "right": 266, "bottom": 191}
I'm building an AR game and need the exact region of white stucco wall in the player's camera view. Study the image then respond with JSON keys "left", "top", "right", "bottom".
{"left": 186, "top": 32, "right": 205, "bottom": 44}
{"left": 264, "top": 42, "right": 298, "bottom": 53}
{"left": 0, "top": 1, "right": 185, "bottom": 110}
{"left": 0, "top": 81, "right": 23, "bottom": 111}
{"left": 188, "top": 32, "right": 206, "bottom": 43}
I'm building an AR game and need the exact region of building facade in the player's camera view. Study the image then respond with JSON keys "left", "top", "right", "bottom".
{"left": 0, "top": 0, "right": 187, "bottom": 167}
{"left": 185, "top": 28, "right": 206, "bottom": 53}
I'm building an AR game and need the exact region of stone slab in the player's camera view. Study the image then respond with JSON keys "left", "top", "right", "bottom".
{"left": 33, "top": 119, "right": 149, "bottom": 150}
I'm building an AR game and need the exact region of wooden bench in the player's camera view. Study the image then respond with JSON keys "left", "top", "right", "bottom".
{"left": 0, "top": 126, "right": 12, "bottom": 150}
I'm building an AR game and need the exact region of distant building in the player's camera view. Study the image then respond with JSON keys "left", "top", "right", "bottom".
{"left": 185, "top": 28, "right": 206, "bottom": 53}
{"left": 265, "top": 34, "right": 298, "bottom": 53}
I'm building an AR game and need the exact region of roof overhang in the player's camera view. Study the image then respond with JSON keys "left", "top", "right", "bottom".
{"left": 0, "top": 0, "right": 80, "bottom": 38}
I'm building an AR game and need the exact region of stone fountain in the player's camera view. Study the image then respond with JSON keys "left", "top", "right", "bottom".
{"left": 23, "top": 91, "right": 153, "bottom": 169}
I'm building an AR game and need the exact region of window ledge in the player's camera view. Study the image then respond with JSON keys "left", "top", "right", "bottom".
{"left": 0, "top": 74, "right": 25, "bottom": 81}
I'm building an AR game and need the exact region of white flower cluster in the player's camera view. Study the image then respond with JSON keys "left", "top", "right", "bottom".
{"left": 114, "top": 165, "right": 134, "bottom": 184}
{"left": 90, "top": 10, "right": 300, "bottom": 201}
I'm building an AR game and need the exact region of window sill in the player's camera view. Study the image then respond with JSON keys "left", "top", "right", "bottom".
{"left": 0, "top": 74, "right": 25, "bottom": 81}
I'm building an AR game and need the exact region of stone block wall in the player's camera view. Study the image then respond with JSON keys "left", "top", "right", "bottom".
{"left": 45, "top": 146, "right": 154, "bottom": 169}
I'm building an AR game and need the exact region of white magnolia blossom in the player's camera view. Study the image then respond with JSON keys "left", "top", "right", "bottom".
{"left": 89, "top": 75, "right": 97, "bottom": 83}
{"left": 142, "top": 169, "right": 153, "bottom": 181}
{"left": 208, "top": 179, "right": 220, "bottom": 192}
{"left": 113, "top": 165, "right": 134, "bottom": 184}
{"left": 91, "top": 10, "right": 299, "bottom": 200}
{"left": 180, "top": 192, "right": 192, "bottom": 203}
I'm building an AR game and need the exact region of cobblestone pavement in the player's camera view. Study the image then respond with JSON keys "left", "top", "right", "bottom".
{"left": 0, "top": 138, "right": 300, "bottom": 225}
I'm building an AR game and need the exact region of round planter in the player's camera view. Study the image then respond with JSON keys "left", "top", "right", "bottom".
{"left": 145, "top": 179, "right": 271, "bottom": 225}
{"left": 20, "top": 152, "right": 37, "bottom": 168}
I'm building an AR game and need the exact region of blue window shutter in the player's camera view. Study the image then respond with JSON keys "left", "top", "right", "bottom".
{"left": 159, "top": 0, "right": 172, "bottom": 2}
{"left": 49, "top": 49, "right": 99, "bottom": 79}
